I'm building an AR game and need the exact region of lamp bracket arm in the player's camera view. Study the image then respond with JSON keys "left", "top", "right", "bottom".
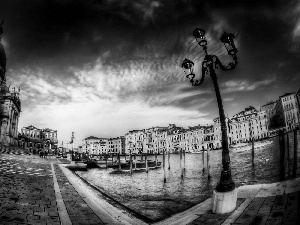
{"left": 213, "top": 55, "right": 238, "bottom": 71}
{"left": 190, "top": 60, "right": 208, "bottom": 86}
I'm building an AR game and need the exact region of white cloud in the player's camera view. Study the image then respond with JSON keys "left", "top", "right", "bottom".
{"left": 221, "top": 76, "right": 276, "bottom": 93}
{"left": 223, "top": 97, "right": 234, "bottom": 102}
{"left": 292, "top": 2, "right": 300, "bottom": 38}
{"left": 8, "top": 56, "right": 209, "bottom": 146}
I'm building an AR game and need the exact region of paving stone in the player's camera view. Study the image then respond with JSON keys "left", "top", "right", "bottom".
{"left": 284, "top": 209, "right": 298, "bottom": 222}
{"left": 265, "top": 219, "right": 283, "bottom": 225}
{"left": 273, "top": 194, "right": 288, "bottom": 209}
{"left": 202, "top": 211, "right": 230, "bottom": 220}
{"left": 269, "top": 208, "right": 285, "bottom": 220}
{"left": 27, "top": 214, "right": 40, "bottom": 220}
{"left": 258, "top": 206, "right": 272, "bottom": 214}
{"left": 249, "top": 213, "right": 269, "bottom": 225}
{"left": 188, "top": 215, "right": 207, "bottom": 224}
{"left": 26, "top": 219, "right": 47, "bottom": 225}
{"left": 47, "top": 222, "right": 61, "bottom": 225}
{"left": 286, "top": 192, "right": 298, "bottom": 211}
{"left": 203, "top": 218, "right": 224, "bottom": 225}
{"left": 234, "top": 212, "right": 255, "bottom": 225}
{"left": 282, "top": 221, "right": 299, "bottom": 225}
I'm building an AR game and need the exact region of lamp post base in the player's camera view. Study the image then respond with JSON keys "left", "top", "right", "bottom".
{"left": 211, "top": 188, "right": 237, "bottom": 214}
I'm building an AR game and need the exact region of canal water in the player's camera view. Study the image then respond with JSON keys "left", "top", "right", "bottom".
{"left": 76, "top": 134, "right": 300, "bottom": 222}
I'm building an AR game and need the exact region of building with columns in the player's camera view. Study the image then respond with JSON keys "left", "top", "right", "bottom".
{"left": 0, "top": 22, "right": 21, "bottom": 147}
{"left": 18, "top": 125, "right": 58, "bottom": 153}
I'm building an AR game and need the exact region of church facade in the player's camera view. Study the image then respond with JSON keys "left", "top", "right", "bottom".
{"left": 0, "top": 22, "right": 21, "bottom": 147}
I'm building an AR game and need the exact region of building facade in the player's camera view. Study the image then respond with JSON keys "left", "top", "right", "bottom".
{"left": 229, "top": 106, "right": 268, "bottom": 143}
{"left": 18, "top": 125, "right": 58, "bottom": 153}
{"left": 82, "top": 136, "right": 125, "bottom": 155}
{"left": 269, "top": 92, "right": 300, "bottom": 131}
{"left": 0, "top": 23, "right": 21, "bottom": 147}
{"left": 260, "top": 101, "right": 277, "bottom": 130}
{"left": 78, "top": 90, "right": 300, "bottom": 154}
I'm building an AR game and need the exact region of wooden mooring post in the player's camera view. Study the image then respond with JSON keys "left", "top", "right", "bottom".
{"left": 168, "top": 150, "right": 170, "bottom": 170}
{"left": 286, "top": 132, "right": 290, "bottom": 177}
{"left": 163, "top": 149, "right": 166, "bottom": 183}
{"left": 105, "top": 153, "right": 108, "bottom": 169}
{"left": 251, "top": 138, "right": 255, "bottom": 169}
{"left": 155, "top": 152, "right": 157, "bottom": 168}
{"left": 293, "top": 128, "right": 298, "bottom": 178}
{"left": 202, "top": 147, "right": 205, "bottom": 172}
{"left": 207, "top": 147, "right": 210, "bottom": 180}
{"left": 279, "top": 130, "right": 286, "bottom": 181}
{"left": 145, "top": 152, "right": 148, "bottom": 173}
{"left": 180, "top": 148, "right": 183, "bottom": 179}
{"left": 183, "top": 149, "right": 186, "bottom": 171}
{"left": 134, "top": 153, "right": 137, "bottom": 170}
{"left": 130, "top": 150, "right": 132, "bottom": 174}
{"left": 118, "top": 153, "right": 121, "bottom": 171}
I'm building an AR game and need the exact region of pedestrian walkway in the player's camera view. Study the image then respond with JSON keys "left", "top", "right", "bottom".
{"left": 0, "top": 154, "right": 59, "bottom": 224}
{"left": 187, "top": 192, "right": 300, "bottom": 225}
{"left": 0, "top": 153, "right": 300, "bottom": 225}
{"left": 159, "top": 178, "right": 300, "bottom": 225}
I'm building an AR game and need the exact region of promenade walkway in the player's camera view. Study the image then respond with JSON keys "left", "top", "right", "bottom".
{"left": 0, "top": 152, "right": 299, "bottom": 225}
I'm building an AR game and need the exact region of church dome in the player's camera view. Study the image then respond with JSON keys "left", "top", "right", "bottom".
{"left": 0, "top": 42, "right": 6, "bottom": 70}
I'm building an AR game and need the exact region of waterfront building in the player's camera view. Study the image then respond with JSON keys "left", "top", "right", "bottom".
{"left": 0, "top": 23, "right": 21, "bottom": 147}
{"left": 227, "top": 106, "right": 268, "bottom": 143}
{"left": 260, "top": 100, "right": 277, "bottom": 130}
{"left": 82, "top": 91, "right": 300, "bottom": 154}
{"left": 82, "top": 136, "right": 107, "bottom": 155}
{"left": 144, "top": 126, "right": 168, "bottom": 154}
{"left": 99, "top": 139, "right": 109, "bottom": 154}
{"left": 184, "top": 125, "right": 213, "bottom": 152}
{"left": 125, "top": 129, "right": 145, "bottom": 154}
{"left": 166, "top": 124, "right": 185, "bottom": 153}
{"left": 81, "top": 136, "right": 125, "bottom": 155}
{"left": 18, "top": 125, "right": 58, "bottom": 153}
{"left": 213, "top": 117, "right": 231, "bottom": 146}
{"left": 108, "top": 137, "right": 125, "bottom": 154}
{"left": 269, "top": 92, "right": 300, "bottom": 131}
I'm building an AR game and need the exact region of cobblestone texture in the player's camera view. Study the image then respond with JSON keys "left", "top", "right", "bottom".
{"left": 0, "top": 154, "right": 60, "bottom": 225}
{"left": 0, "top": 153, "right": 105, "bottom": 225}
{"left": 1, "top": 152, "right": 300, "bottom": 225}
{"left": 188, "top": 192, "right": 300, "bottom": 225}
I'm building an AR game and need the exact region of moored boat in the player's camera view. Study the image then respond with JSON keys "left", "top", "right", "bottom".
{"left": 113, "top": 160, "right": 162, "bottom": 171}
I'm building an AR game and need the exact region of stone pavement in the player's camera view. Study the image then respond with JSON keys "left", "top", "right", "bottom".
{"left": 0, "top": 152, "right": 300, "bottom": 225}
{"left": 0, "top": 153, "right": 108, "bottom": 225}
{"left": 54, "top": 164, "right": 106, "bottom": 225}
{"left": 187, "top": 192, "right": 300, "bottom": 225}
{"left": 0, "top": 154, "right": 59, "bottom": 224}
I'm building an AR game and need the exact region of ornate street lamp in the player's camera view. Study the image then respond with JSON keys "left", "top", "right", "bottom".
{"left": 181, "top": 28, "right": 238, "bottom": 214}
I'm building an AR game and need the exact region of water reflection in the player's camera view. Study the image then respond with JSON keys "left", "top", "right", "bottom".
{"left": 76, "top": 135, "right": 300, "bottom": 221}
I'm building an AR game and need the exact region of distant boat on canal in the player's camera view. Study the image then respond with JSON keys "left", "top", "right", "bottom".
{"left": 96, "top": 158, "right": 162, "bottom": 171}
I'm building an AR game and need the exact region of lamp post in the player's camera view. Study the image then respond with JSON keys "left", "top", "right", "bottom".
{"left": 181, "top": 28, "right": 238, "bottom": 214}
{"left": 69, "top": 132, "right": 74, "bottom": 162}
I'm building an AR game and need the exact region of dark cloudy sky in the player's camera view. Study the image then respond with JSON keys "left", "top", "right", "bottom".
{"left": 1, "top": 0, "right": 300, "bottom": 145}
